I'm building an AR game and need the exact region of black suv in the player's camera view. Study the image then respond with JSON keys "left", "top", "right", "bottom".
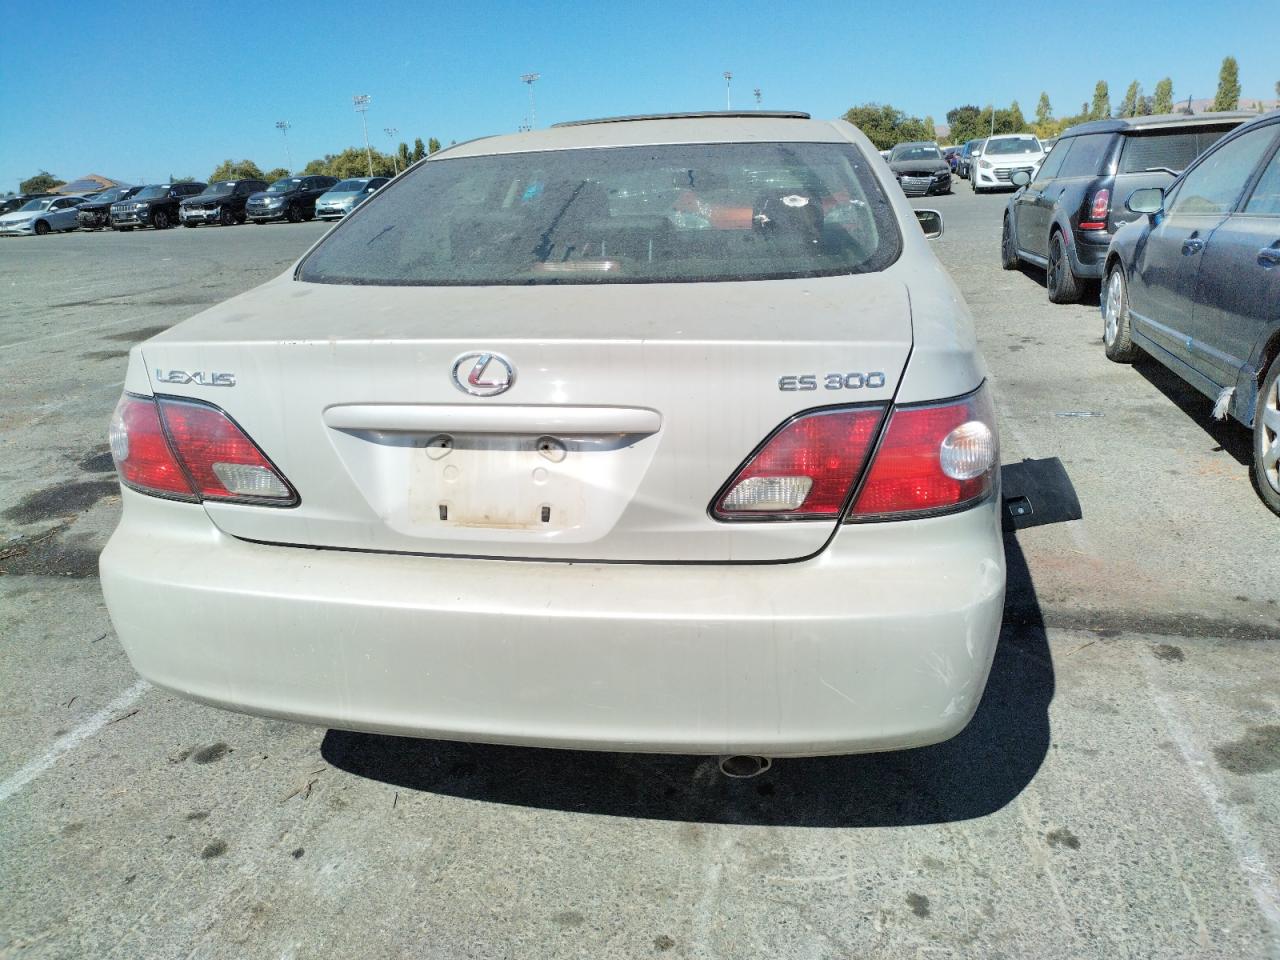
{"left": 76, "top": 186, "right": 143, "bottom": 229}
{"left": 1001, "top": 112, "right": 1253, "bottom": 302}
{"left": 110, "top": 182, "right": 207, "bottom": 231}
{"left": 180, "top": 179, "right": 268, "bottom": 227}
{"left": 245, "top": 175, "right": 339, "bottom": 223}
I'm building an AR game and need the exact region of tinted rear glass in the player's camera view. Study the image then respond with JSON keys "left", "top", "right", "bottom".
{"left": 1057, "top": 134, "right": 1114, "bottom": 178}
{"left": 1118, "top": 126, "right": 1241, "bottom": 175}
{"left": 299, "top": 142, "right": 902, "bottom": 285}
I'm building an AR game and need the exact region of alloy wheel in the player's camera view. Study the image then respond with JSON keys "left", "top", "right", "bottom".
{"left": 1263, "top": 375, "right": 1280, "bottom": 494}
{"left": 1104, "top": 271, "right": 1123, "bottom": 346}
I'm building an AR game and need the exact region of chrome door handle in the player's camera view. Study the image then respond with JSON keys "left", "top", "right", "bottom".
{"left": 1182, "top": 237, "right": 1204, "bottom": 255}
{"left": 1258, "top": 245, "right": 1280, "bottom": 267}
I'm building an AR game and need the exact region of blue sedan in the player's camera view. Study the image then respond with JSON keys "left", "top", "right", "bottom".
{"left": 1102, "top": 110, "right": 1280, "bottom": 515}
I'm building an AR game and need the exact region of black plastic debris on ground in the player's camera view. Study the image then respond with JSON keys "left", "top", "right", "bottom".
{"left": 1001, "top": 457, "right": 1082, "bottom": 532}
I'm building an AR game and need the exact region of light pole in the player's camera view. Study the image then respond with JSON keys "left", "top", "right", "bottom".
{"left": 753, "top": 87, "right": 762, "bottom": 106}
{"left": 275, "top": 120, "right": 292, "bottom": 173}
{"left": 352, "top": 94, "right": 373, "bottom": 176}
{"left": 723, "top": 71, "right": 733, "bottom": 110}
{"left": 521, "top": 73, "right": 540, "bottom": 129}
{"left": 384, "top": 127, "right": 399, "bottom": 175}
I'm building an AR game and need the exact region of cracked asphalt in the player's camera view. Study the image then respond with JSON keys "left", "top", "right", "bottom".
{"left": 1, "top": 196, "right": 1277, "bottom": 959}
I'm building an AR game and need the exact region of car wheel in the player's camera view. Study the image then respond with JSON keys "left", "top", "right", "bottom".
{"left": 1046, "top": 231, "right": 1082, "bottom": 304}
{"left": 1000, "top": 215, "right": 1019, "bottom": 270}
{"left": 34, "top": 220, "right": 50, "bottom": 236}
{"left": 1102, "top": 265, "right": 1141, "bottom": 363}
{"left": 219, "top": 207, "right": 235, "bottom": 226}
{"left": 286, "top": 205, "right": 301, "bottom": 223}
{"left": 152, "top": 209, "right": 170, "bottom": 230}
{"left": 1254, "top": 353, "right": 1280, "bottom": 517}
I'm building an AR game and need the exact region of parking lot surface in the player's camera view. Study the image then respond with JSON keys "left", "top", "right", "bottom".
{"left": 1, "top": 202, "right": 1278, "bottom": 959}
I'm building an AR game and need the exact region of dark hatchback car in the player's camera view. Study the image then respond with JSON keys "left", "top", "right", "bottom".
{"left": 245, "top": 175, "right": 339, "bottom": 223}
{"left": 1001, "top": 112, "right": 1253, "bottom": 302}
{"left": 957, "top": 138, "right": 984, "bottom": 179}
{"left": 1102, "top": 110, "right": 1280, "bottom": 515}
{"left": 1, "top": 193, "right": 56, "bottom": 215}
{"left": 110, "top": 182, "right": 207, "bottom": 230}
{"left": 77, "top": 186, "right": 143, "bottom": 229}
{"left": 180, "top": 179, "right": 268, "bottom": 227}
{"left": 887, "top": 142, "right": 951, "bottom": 196}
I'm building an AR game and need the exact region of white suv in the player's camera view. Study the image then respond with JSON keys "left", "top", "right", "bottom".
{"left": 971, "top": 134, "right": 1045, "bottom": 193}
{"left": 101, "top": 111, "right": 1005, "bottom": 763}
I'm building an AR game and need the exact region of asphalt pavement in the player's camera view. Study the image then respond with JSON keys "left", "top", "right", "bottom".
{"left": 1, "top": 199, "right": 1277, "bottom": 959}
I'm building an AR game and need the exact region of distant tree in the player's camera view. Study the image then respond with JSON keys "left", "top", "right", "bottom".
{"left": 1117, "top": 81, "right": 1141, "bottom": 118}
{"left": 842, "top": 103, "right": 934, "bottom": 149}
{"left": 20, "top": 171, "right": 62, "bottom": 194}
{"left": 1213, "top": 56, "right": 1241, "bottom": 111}
{"left": 302, "top": 157, "right": 331, "bottom": 175}
{"left": 946, "top": 104, "right": 984, "bottom": 144}
{"left": 428, "top": 137, "right": 441, "bottom": 155}
{"left": 1137, "top": 96, "right": 1154, "bottom": 116}
{"left": 208, "top": 159, "right": 265, "bottom": 182}
{"left": 1035, "top": 92, "right": 1052, "bottom": 126}
{"left": 1152, "top": 77, "right": 1174, "bottom": 114}
{"left": 172, "top": 176, "right": 197, "bottom": 183}
{"left": 1090, "top": 81, "right": 1111, "bottom": 120}
{"left": 262, "top": 167, "right": 290, "bottom": 182}
{"left": 396, "top": 141, "right": 412, "bottom": 170}
{"left": 412, "top": 138, "right": 426, "bottom": 162}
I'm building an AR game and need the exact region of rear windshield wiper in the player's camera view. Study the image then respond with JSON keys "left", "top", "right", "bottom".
{"left": 1142, "top": 167, "right": 1180, "bottom": 176}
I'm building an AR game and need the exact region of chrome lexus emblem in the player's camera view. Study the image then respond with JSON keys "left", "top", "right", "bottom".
{"left": 451, "top": 352, "right": 515, "bottom": 397}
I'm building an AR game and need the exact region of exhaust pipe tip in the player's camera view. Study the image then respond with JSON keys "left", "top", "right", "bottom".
{"left": 717, "top": 755, "right": 772, "bottom": 779}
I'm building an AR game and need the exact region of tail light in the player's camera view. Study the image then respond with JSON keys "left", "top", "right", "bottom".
{"left": 1080, "top": 189, "right": 1111, "bottom": 230}
{"left": 711, "top": 386, "right": 997, "bottom": 524}
{"left": 712, "top": 406, "right": 885, "bottom": 519}
{"left": 847, "top": 385, "right": 997, "bottom": 520}
{"left": 109, "top": 394, "right": 297, "bottom": 506}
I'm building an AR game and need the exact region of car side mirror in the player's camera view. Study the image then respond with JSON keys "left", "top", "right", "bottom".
{"left": 1009, "top": 170, "right": 1032, "bottom": 187}
{"left": 914, "top": 209, "right": 944, "bottom": 239}
{"left": 971, "top": 149, "right": 982, "bottom": 157}
{"left": 1126, "top": 187, "right": 1164, "bottom": 216}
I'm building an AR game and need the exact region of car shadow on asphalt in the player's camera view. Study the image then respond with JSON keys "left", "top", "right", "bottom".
{"left": 1014, "top": 263, "right": 1102, "bottom": 307}
{"left": 321, "top": 536, "right": 1052, "bottom": 827}
{"left": 1131, "top": 357, "right": 1253, "bottom": 466}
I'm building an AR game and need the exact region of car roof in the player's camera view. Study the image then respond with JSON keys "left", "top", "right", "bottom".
{"left": 438, "top": 111, "right": 848, "bottom": 159}
{"left": 986, "top": 133, "right": 1039, "bottom": 140}
{"left": 1059, "top": 110, "right": 1259, "bottom": 138}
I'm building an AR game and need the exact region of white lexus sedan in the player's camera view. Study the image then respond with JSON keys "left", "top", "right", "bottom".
{"left": 101, "top": 111, "right": 1005, "bottom": 766}
{"left": 971, "top": 133, "right": 1045, "bottom": 193}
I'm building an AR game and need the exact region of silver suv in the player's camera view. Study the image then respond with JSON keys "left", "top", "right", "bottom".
{"left": 101, "top": 111, "right": 1004, "bottom": 763}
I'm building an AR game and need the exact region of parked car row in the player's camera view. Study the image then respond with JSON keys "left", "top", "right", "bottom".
{"left": 996, "top": 109, "right": 1279, "bottom": 515}
{"left": 2, "top": 175, "right": 390, "bottom": 236}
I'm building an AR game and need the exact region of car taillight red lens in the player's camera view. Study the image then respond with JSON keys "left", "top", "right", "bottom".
{"left": 109, "top": 394, "right": 297, "bottom": 505}
{"left": 109, "top": 395, "right": 197, "bottom": 500}
{"left": 1083, "top": 188, "right": 1111, "bottom": 227}
{"left": 848, "top": 385, "right": 997, "bottom": 520}
{"left": 713, "top": 406, "right": 885, "bottom": 519}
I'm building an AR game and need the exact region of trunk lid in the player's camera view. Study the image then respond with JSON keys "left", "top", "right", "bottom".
{"left": 142, "top": 273, "right": 913, "bottom": 562}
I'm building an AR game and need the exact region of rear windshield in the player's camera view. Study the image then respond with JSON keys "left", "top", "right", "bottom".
{"left": 298, "top": 142, "right": 901, "bottom": 285}
{"left": 1118, "top": 126, "right": 1241, "bottom": 175}
{"left": 332, "top": 179, "right": 369, "bottom": 191}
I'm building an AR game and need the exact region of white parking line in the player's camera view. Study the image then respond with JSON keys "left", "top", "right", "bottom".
{"left": 1143, "top": 661, "right": 1280, "bottom": 946}
{"left": 0, "top": 679, "right": 150, "bottom": 804}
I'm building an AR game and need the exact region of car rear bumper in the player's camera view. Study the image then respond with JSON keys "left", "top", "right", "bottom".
{"left": 101, "top": 489, "right": 1006, "bottom": 757}
{"left": 1068, "top": 229, "right": 1110, "bottom": 278}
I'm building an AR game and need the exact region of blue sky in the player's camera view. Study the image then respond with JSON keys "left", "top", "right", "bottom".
{"left": 1, "top": 0, "right": 1276, "bottom": 191}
